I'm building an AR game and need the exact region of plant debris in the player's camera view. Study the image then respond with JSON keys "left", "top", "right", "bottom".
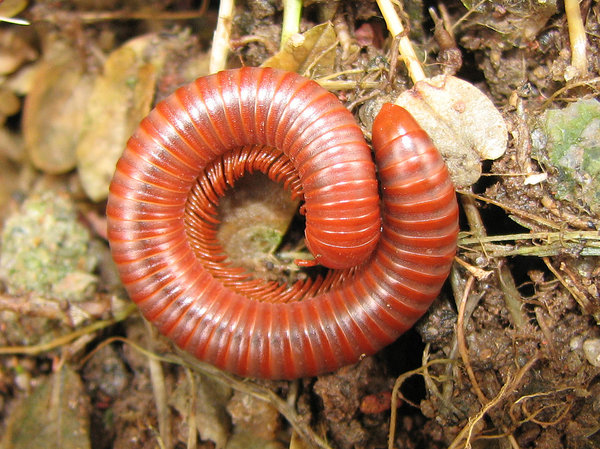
{"left": 0, "top": 364, "right": 91, "bottom": 449}
{"left": 396, "top": 74, "right": 508, "bottom": 187}
{"left": 532, "top": 98, "right": 600, "bottom": 215}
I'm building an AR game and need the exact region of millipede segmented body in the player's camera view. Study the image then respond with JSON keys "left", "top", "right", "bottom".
{"left": 107, "top": 67, "right": 459, "bottom": 379}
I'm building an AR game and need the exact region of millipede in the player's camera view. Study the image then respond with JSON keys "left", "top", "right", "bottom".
{"left": 106, "top": 67, "right": 459, "bottom": 380}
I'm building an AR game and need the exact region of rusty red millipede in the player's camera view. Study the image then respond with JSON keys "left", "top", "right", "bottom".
{"left": 106, "top": 67, "right": 459, "bottom": 380}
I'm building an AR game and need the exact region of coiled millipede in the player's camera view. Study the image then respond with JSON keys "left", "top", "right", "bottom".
{"left": 107, "top": 67, "right": 459, "bottom": 380}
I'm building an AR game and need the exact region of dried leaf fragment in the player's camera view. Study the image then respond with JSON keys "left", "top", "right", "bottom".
{"left": 227, "top": 390, "right": 281, "bottom": 441}
{"left": 395, "top": 75, "right": 508, "bottom": 187}
{"left": 0, "top": 87, "right": 20, "bottom": 118}
{"left": 460, "top": 0, "right": 557, "bottom": 45}
{"left": 0, "top": 0, "right": 27, "bottom": 21}
{"left": 0, "top": 28, "right": 36, "bottom": 76}
{"left": 1, "top": 365, "right": 91, "bottom": 449}
{"left": 76, "top": 36, "right": 159, "bottom": 201}
{"left": 262, "top": 22, "right": 337, "bottom": 77}
{"left": 22, "top": 42, "right": 93, "bottom": 174}
{"left": 170, "top": 373, "right": 232, "bottom": 448}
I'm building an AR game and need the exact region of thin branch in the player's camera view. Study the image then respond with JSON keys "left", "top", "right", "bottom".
{"left": 456, "top": 276, "right": 488, "bottom": 404}
{"left": 281, "top": 0, "right": 302, "bottom": 48}
{"left": 33, "top": 4, "right": 209, "bottom": 24}
{"left": 0, "top": 304, "right": 137, "bottom": 355}
{"left": 375, "top": 0, "right": 426, "bottom": 82}
{"left": 447, "top": 355, "right": 539, "bottom": 449}
{"left": 565, "top": 0, "right": 588, "bottom": 77}
{"left": 209, "top": 0, "right": 235, "bottom": 73}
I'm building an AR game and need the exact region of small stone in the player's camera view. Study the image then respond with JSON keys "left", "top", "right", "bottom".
{"left": 582, "top": 338, "right": 600, "bottom": 367}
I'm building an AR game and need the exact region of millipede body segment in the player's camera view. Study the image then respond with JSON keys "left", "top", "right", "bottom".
{"left": 107, "top": 67, "right": 459, "bottom": 379}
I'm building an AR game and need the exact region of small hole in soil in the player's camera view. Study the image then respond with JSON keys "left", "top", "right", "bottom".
{"left": 381, "top": 328, "right": 427, "bottom": 401}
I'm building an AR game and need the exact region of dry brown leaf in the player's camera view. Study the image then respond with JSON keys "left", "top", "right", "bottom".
{"left": 460, "top": 0, "right": 557, "bottom": 45}
{"left": 0, "top": 365, "right": 91, "bottom": 449}
{"left": 0, "top": 87, "right": 20, "bottom": 118}
{"left": 262, "top": 22, "right": 337, "bottom": 77}
{"left": 76, "top": 36, "right": 159, "bottom": 201}
{"left": 0, "top": 0, "right": 27, "bottom": 20}
{"left": 0, "top": 28, "right": 36, "bottom": 76}
{"left": 76, "top": 33, "right": 207, "bottom": 201}
{"left": 22, "top": 42, "right": 93, "bottom": 174}
{"left": 0, "top": 128, "right": 23, "bottom": 161}
{"left": 170, "top": 373, "right": 232, "bottom": 448}
{"left": 395, "top": 75, "right": 508, "bottom": 187}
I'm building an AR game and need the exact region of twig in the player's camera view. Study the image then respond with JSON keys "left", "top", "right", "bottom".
{"left": 541, "top": 195, "right": 597, "bottom": 230}
{"left": 36, "top": 7, "right": 208, "bottom": 23}
{"left": 145, "top": 321, "right": 171, "bottom": 449}
{"left": 497, "top": 263, "right": 527, "bottom": 329}
{"left": 209, "top": 0, "right": 235, "bottom": 73}
{"left": 456, "top": 276, "right": 488, "bottom": 404}
{"left": 510, "top": 386, "right": 577, "bottom": 426}
{"left": 459, "top": 193, "right": 529, "bottom": 334}
{"left": 332, "top": 6, "right": 358, "bottom": 62}
{"left": 461, "top": 192, "right": 489, "bottom": 241}
{"left": 541, "top": 76, "right": 600, "bottom": 108}
{"left": 0, "top": 303, "right": 137, "bottom": 355}
{"left": 459, "top": 231, "right": 600, "bottom": 258}
{"left": 313, "top": 68, "right": 379, "bottom": 81}
{"left": 184, "top": 368, "right": 198, "bottom": 449}
{"left": 447, "top": 354, "right": 539, "bottom": 449}
{"left": 149, "top": 350, "right": 171, "bottom": 449}
{"left": 0, "top": 16, "right": 29, "bottom": 25}
{"left": 457, "top": 190, "right": 562, "bottom": 230}
{"left": 459, "top": 230, "right": 600, "bottom": 247}
{"left": 387, "top": 358, "right": 457, "bottom": 449}
{"left": 281, "top": 0, "right": 302, "bottom": 48}
{"left": 421, "top": 344, "right": 462, "bottom": 416}
{"left": 454, "top": 257, "right": 494, "bottom": 280}
{"left": 542, "top": 257, "right": 596, "bottom": 320}
{"left": 565, "top": 0, "right": 588, "bottom": 77}
{"left": 375, "top": 0, "right": 426, "bottom": 83}
{"left": 313, "top": 79, "right": 381, "bottom": 90}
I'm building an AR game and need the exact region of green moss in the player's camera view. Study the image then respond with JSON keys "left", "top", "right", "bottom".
{"left": 532, "top": 99, "right": 600, "bottom": 215}
{"left": 0, "top": 190, "right": 98, "bottom": 301}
